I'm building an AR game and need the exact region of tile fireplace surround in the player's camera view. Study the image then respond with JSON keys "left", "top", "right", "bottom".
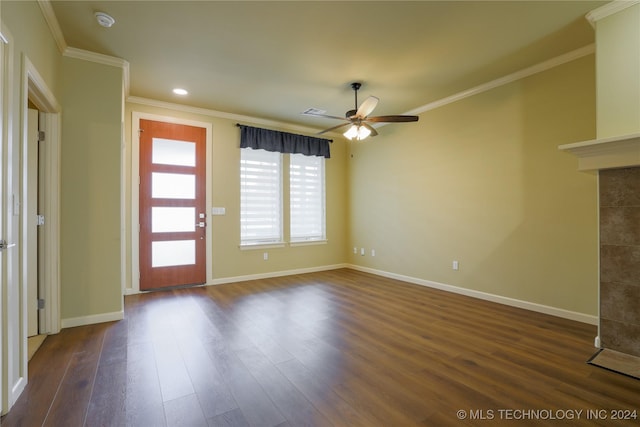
{"left": 599, "top": 167, "right": 640, "bottom": 357}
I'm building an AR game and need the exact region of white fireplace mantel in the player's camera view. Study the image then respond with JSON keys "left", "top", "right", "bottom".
{"left": 559, "top": 133, "right": 640, "bottom": 171}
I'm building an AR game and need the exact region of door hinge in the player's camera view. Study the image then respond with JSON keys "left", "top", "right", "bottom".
{"left": 37, "top": 215, "right": 45, "bottom": 226}
{"left": 38, "top": 130, "right": 45, "bottom": 142}
{"left": 38, "top": 299, "right": 45, "bottom": 309}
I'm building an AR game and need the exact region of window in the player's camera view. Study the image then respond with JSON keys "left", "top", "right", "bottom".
{"left": 240, "top": 148, "right": 282, "bottom": 245}
{"left": 290, "top": 153, "right": 325, "bottom": 242}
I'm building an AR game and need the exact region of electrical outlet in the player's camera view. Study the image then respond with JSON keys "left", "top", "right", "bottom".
{"left": 371, "top": 249, "right": 376, "bottom": 257}
{"left": 263, "top": 252, "right": 268, "bottom": 261}
{"left": 360, "top": 248, "right": 365, "bottom": 256}
{"left": 353, "top": 247, "right": 358, "bottom": 254}
{"left": 452, "top": 260, "right": 459, "bottom": 271}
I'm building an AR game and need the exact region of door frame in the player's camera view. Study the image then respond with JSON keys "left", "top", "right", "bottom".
{"left": 130, "top": 112, "right": 212, "bottom": 293}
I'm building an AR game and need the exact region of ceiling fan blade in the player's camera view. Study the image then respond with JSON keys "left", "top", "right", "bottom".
{"left": 317, "top": 122, "right": 351, "bottom": 135}
{"left": 362, "top": 122, "right": 378, "bottom": 137}
{"left": 366, "top": 115, "right": 419, "bottom": 123}
{"left": 301, "top": 111, "right": 348, "bottom": 121}
{"left": 355, "top": 96, "right": 379, "bottom": 118}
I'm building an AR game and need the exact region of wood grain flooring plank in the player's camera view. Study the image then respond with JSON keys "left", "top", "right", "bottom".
{"left": 203, "top": 340, "right": 286, "bottom": 427}
{"left": 164, "top": 393, "right": 208, "bottom": 427}
{"left": 153, "top": 337, "right": 196, "bottom": 402}
{"left": 125, "top": 345, "right": 166, "bottom": 427}
{"left": 172, "top": 316, "right": 238, "bottom": 419}
{"left": 43, "top": 324, "right": 109, "bottom": 427}
{"left": 207, "top": 408, "right": 251, "bottom": 427}
{"left": 276, "top": 358, "right": 383, "bottom": 427}
{"left": 97, "top": 319, "right": 129, "bottom": 367}
{"left": 236, "top": 346, "right": 333, "bottom": 427}
{"left": 85, "top": 359, "right": 127, "bottom": 427}
{"left": 332, "top": 375, "right": 419, "bottom": 426}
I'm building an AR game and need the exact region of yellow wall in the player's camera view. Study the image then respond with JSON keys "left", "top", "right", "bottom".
{"left": 123, "top": 102, "right": 348, "bottom": 289}
{"left": 595, "top": 3, "right": 640, "bottom": 138}
{"left": 348, "top": 55, "right": 599, "bottom": 316}
{"left": 59, "top": 57, "right": 123, "bottom": 320}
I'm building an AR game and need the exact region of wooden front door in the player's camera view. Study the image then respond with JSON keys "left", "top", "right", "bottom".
{"left": 139, "top": 119, "right": 206, "bottom": 290}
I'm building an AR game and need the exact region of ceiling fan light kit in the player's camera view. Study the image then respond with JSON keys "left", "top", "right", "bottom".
{"left": 303, "top": 82, "right": 419, "bottom": 141}
{"left": 344, "top": 124, "right": 371, "bottom": 141}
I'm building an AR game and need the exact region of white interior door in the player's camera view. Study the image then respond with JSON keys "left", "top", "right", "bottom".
{"left": 26, "top": 108, "right": 38, "bottom": 337}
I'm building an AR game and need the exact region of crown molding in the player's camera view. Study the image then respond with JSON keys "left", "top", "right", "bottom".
{"left": 127, "top": 96, "right": 324, "bottom": 136}
{"left": 63, "top": 47, "right": 128, "bottom": 68}
{"left": 405, "top": 44, "right": 595, "bottom": 118}
{"left": 586, "top": 0, "right": 640, "bottom": 24}
{"left": 37, "top": 0, "right": 67, "bottom": 53}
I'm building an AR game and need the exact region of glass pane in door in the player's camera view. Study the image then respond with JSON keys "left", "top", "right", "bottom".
{"left": 152, "top": 172, "right": 195, "bottom": 199}
{"left": 152, "top": 240, "right": 196, "bottom": 267}
{"left": 152, "top": 138, "right": 196, "bottom": 166}
{"left": 152, "top": 207, "right": 196, "bottom": 233}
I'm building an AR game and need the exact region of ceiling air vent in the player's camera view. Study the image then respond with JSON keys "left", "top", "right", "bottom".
{"left": 302, "top": 108, "right": 327, "bottom": 115}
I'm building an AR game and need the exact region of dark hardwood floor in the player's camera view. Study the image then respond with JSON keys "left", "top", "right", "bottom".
{"left": 2, "top": 268, "right": 639, "bottom": 426}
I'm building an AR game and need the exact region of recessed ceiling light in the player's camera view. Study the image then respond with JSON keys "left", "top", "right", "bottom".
{"left": 173, "top": 88, "right": 188, "bottom": 96}
{"left": 95, "top": 12, "right": 115, "bottom": 28}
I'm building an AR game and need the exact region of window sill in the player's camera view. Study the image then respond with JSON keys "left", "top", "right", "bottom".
{"left": 239, "top": 240, "right": 327, "bottom": 250}
{"left": 290, "top": 239, "right": 327, "bottom": 247}
{"left": 239, "top": 242, "right": 286, "bottom": 251}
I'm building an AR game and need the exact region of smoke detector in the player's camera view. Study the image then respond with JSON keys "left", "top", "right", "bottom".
{"left": 95, "top": 12, "right": 115, "bottom": 28}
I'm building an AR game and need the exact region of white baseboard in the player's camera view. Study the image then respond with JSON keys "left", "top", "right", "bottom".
{"left": 61, "top": 310, "right": 124, "bottom": 329}
{"left": 210, "top": 263, "right": 349, "bottom": 285}
{"left": 348, "top": 264, "right": 598, "bottom": 325}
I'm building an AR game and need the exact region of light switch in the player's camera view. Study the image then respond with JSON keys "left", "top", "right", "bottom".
{"left": 212, "top": 207, "right": 226, "bottom": 215}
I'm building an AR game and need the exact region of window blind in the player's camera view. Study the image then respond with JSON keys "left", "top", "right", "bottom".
{"left": 240, "top": 148, "right": 282, "bottom": 245}
{"left": 290, "top": 153, "right": 325, "bottom": 242}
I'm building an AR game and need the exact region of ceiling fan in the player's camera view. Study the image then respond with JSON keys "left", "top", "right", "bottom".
{"left": 303, "top": 82, "right": 419, "bottom": 140}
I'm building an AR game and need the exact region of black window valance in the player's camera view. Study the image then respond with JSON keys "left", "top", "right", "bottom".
{"left": 238, "top": 124, "right": 331, "bottom": 159}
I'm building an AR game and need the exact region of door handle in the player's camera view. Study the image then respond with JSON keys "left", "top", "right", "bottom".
{"left": 0, "top": 240, "right": 16, "bottom": 250}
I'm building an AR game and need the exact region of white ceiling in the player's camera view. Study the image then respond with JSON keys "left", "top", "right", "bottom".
{"left": 48, "top": 0, "right": 607, "bottom": 133}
